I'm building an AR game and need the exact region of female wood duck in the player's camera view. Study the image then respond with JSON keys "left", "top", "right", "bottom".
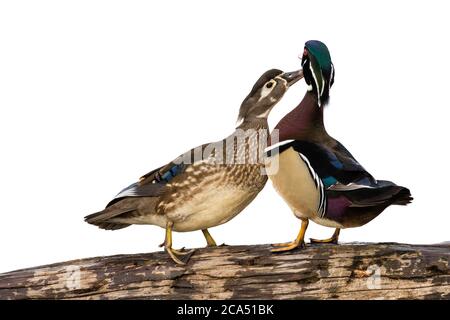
{"left": 265, "top": 40, "right": 413, "bottom": 252}
{"left": 85, "top": 68, "right": 303, "bottom": 264}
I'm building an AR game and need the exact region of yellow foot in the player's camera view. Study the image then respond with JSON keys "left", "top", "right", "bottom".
{"left": 309, "top": 237, "right": 338, "bottom": 244}
{"left": 310, "top": 229, "right": 340, "bottom": 244}
{"left": 272, "top": 219, "right": 309, "bottom": 253}
{"left": 165, "top": 247, "right": 195, "bottom": 265}
{"left": 172, "top": 247, "right": 195, "bottom": 256}
{"left": 271, "top": 241, "right": 305, "bottom": 252}
{"left": 272, "top": 241, "right": 297, "bottom": 247}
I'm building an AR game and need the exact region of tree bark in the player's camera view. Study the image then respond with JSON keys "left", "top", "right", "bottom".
{"left": 0, "top": 242, "right": 449, "bottom": 300}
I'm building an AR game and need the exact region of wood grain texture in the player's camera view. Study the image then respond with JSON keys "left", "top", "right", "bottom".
{"left": 0, "top": 243, "right": 449, "bottom": 300}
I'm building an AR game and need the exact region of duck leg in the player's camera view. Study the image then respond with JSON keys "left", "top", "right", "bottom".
{"left": 310, "top": 228, "right": 340, "bottom": 244}
{"left": 164, "top": 221, "right": 194, "bottom": 265}
{"left": 202, "top": 229, "right": 217, "bottom": 247}
{"left": 271, "top": 219, "right": 309, "bottom": 252}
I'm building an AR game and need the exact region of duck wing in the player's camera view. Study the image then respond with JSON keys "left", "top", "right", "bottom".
{"left": 106, "top": 138, "right": 222, "bottom": 207}
{"left": 106, "top": 157, "right": 191, "bottom": 208}
{"left": 85, "top": 153, "right": 194, "bottom": 229}
{"left": 272, "top": 139, "right": 412, "bottom": 218}
{"left": 276, "top": 139, "right": 376, "bottom": 189}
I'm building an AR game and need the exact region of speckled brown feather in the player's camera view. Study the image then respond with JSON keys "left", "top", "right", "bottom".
{"left": 85, "top": 68, "right": 299, "bottom": 232}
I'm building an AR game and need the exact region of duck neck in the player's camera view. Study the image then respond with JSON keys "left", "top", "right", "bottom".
{"left": 236, "top": 117, "right": 269, "bottom": 131}
{"left": 275, "top": 91, "right": 327, "bottom": 142}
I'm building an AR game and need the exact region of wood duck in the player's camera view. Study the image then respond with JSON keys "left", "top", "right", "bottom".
{"left": 85, "top": 68, "right": 303, "bottom": 264}
{"left": 265, "top": 40, "right": 413, "bottom": 252}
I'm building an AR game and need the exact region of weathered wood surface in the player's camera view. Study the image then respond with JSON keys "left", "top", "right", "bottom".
{"left": 0, "top": 243, "right": 449, "bottom": 300}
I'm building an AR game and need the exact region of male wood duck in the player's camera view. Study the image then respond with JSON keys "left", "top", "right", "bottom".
{"left": 85, "top": 68, "right": 303, "bottom": 264}
{"left": 265, "top": 40, "right": 413, "bottom": 252}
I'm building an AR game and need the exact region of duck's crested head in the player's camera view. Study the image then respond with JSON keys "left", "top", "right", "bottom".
{"left": 301, "top": 40, "right": 335, "bottom": 107}
{"left": 236, "top": 68, "right": 303, "bottom": 128}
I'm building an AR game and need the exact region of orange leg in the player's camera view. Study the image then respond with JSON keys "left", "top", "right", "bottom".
{"left": 271, "top": 219, "right": 309, "bottom": 252}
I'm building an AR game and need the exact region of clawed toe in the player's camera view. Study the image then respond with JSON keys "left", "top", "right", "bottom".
{"left": 272, "top": 241, "right": 296, "bottom": 247}
{"left": 165, "top": 247, "right": 195, "bottom": 265}
{"left": 309, "top": 229, "right": 340, "bottom": 245}
{"left": 271, "top": 220, "right": 309, "bottom": 253}
{"left": 165, "top": 247, "right": 187, "bottom": 265}
{"left": 309, "top": 237, "right": 338, "bottom": 244}
{"left": 271, "top": 241, "right": 305, "bottom": 253}
{"left": 172, "top": 247, "right": 195, "bottom": 256}
{"left": 163, "top": 222, "right": 195, "bottom": 265}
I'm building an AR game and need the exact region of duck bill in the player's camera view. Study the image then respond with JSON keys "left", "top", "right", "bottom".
{"left": 280, "top": 69, "right": 304, "bottom": 87}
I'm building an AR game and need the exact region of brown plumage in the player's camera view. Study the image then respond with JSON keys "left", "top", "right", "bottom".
{"left": 85, "top": 68, "right": 303, "bottom": 264}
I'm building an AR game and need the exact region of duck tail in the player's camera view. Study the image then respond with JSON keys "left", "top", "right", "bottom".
{"left": 373, "top": 180, "right": 413, "bottom": 206}
{"left": 84, "top": 206, "right": 134, "bottom": 230}
{"left": 392, "top": 186, "right": 413, "bottom": 206}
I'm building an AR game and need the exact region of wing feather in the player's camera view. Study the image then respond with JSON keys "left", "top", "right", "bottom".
{"left": 278, "top": 140, "right": 375, "bottom": 188}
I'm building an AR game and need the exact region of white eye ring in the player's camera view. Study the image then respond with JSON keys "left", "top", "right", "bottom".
{"left": 259, "top": 80, "right": 276, "bottom": 101}
{"left": 265, "top": 80, "right": 276, "bottom": 89}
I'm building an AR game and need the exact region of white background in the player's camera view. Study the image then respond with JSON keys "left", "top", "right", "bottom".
{"left": 1, "top": 1, "right": 449, "bottom": 273}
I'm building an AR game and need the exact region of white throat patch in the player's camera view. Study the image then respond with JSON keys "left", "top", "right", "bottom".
{"left": 309, "top": 61, "right": 322, "bottom": 108}
{"left": 256, "top": 105, "right": 274, "bottom": 119}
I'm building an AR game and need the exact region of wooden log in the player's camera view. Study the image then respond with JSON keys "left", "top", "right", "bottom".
{"left": 0, "top": 242, "right": 449, "bottom": 300}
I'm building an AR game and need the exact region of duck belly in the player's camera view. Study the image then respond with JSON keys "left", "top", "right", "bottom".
{"left": 167, "top": 185, "right": 259, "bottom": 232}
{"left": 116, "top": 212, "right": 168, "bottom": 228}
{"left": 266, "top": 147, "right": 319, "bottom": 220}
{"left": 310, "top": 216, "right": 345, "bottom": 229}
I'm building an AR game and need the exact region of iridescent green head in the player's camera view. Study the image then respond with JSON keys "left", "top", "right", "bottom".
{"left": 301, "top": 40, "right": 335, "bottom": 107}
